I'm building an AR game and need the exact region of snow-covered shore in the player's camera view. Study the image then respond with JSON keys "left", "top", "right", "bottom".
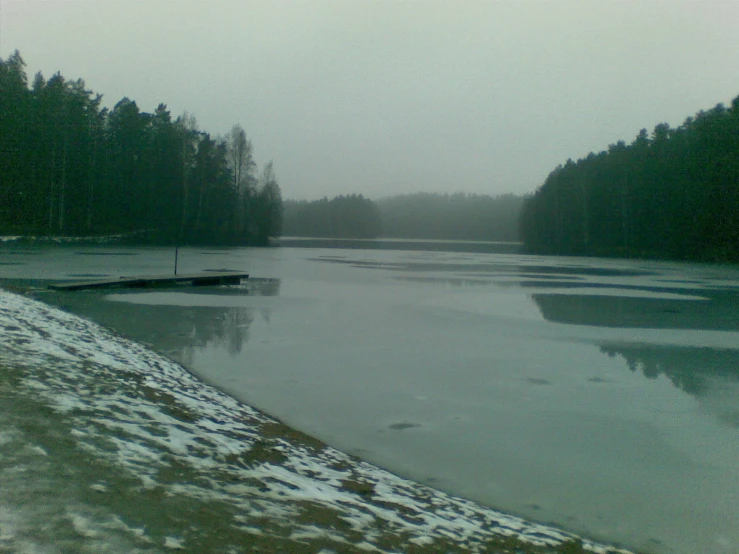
{"left": 0, "top": 288, "right": 632, "bottom": 553}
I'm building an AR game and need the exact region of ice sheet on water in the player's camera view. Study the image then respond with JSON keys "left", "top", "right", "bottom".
{"left": 0, "top": 288, "right": 631, "bottom": 553}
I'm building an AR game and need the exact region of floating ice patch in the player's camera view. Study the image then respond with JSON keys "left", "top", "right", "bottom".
{"left": 527, "top": 287, "right": 710, "bottom": 301}
{"left": 105, "top": 291, "right": 309, "bottom": 308}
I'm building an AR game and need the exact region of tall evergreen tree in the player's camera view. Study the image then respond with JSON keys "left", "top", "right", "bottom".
{"left": 520, "top": 96, "right": 739, "bottom": 262}
{"left": 0, "top": 51, "right": 282, "bottom": 246}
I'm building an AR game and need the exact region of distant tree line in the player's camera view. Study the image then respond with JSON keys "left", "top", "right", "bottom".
{"left": 520, "top": 96, "right": 739, "bottom": 262}
{"left": 0, "top": 51, "right": 282, "bottom": 245}
{"left": 282, "top": 192, "right": 523, "bottom": 241}
{"left": 282, "top": 195, "right": 382, "bottom": 238}
{"left": 377, "top": 192, "right": 522, "bottom": 241}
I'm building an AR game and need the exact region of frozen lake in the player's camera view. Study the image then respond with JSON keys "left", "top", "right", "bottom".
{"left": 3, "top": 243, "right": 739, "bottom": 553}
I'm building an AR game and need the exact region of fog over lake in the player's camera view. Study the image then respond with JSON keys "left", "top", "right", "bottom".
{"left": 4, "top": 243, "right": 739, "bottom": 554}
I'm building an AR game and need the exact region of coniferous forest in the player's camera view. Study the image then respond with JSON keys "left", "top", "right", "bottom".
{"left": 5, "top": 49, "right": 739, "bottom": 261}
{"left": 520, "top": 97, "right": 739, "bottom": 262}
{"left": 282, "top": 193, "right": 523, "bottom": 241}
{"left": 378, "top": 192, "right": 522, "bottom": 242}
{"left": 282, "top": 195, "right": 382, "bottom": 239}
{"left": 0, "top": 51, "right": 282, "bottom": 245}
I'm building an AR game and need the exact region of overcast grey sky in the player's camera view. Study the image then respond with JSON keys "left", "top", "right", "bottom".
{"left": 3, "top": 1, "right": 739, "bottom": 200}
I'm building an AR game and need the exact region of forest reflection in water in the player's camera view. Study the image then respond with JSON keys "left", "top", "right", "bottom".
{"left": 529, "top": 290, "right": 739, "bottom": 427}
{"left": 529, "top": 287, "right": 739, "bottom": 331}
{"left": 45, "top": 278, "right": 280, "bottom": 366}
{"left": 328, "top": 253, "right": 739, "bottom": 432}
{"left": 600, "top": 342, "right": 739, "bottom": 428}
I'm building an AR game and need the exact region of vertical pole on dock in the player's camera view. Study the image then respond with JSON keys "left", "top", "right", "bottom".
{"left": 174, "top": 244, "right": 179, "bottom": 275}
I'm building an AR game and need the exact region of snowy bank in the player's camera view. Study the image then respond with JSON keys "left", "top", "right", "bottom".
{"left": 0, "top": 288, "right": 632, "bottom": 553}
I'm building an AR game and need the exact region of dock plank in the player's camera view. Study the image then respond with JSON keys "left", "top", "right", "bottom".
{"left": 48, "top": 271, "right": 248, "bottom": 291}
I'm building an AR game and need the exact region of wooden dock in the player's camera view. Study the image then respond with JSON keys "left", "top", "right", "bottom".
{"left": 48, "top": 271, "right": 249, "bottom": 291}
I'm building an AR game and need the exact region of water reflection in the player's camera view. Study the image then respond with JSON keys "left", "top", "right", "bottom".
{"left": 601, "top": 342, "right": 739, "bottom": 428}
{"left": 392, "top": 275, "right": 587, "bottom": 287}
{"left": 44, "top": 279, "right": 280, "bottom": 365}
{"left": 530, "top": 291, "right": 739, "bottom": 331}
{"left": 312, "top": 256, "right": 652, "bottom": 277}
